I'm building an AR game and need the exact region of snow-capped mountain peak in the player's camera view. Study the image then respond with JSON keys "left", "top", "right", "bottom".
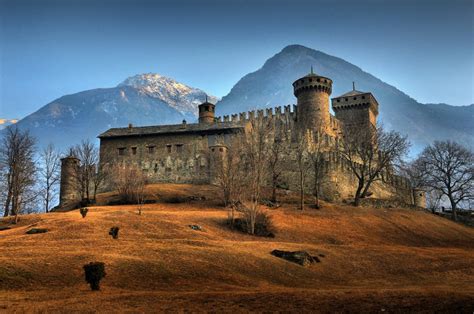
{"left": 119, "top": 73, "right": 218, "bottom": 116}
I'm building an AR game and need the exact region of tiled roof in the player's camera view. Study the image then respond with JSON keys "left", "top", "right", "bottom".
{"left": 335, "top": 90, "right": 367, "bottom": 98}
{"left": 98, "top": 121, "right": 245, "bottom": 138}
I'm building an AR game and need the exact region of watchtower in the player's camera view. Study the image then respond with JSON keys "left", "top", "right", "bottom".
{"left": 293, "top": 67, "right": 332, "bottom": 133}
{"left": 331, "top": 82, "right": 379, "bottom": 131}
{"left": 198, "top": 96, "right": 215, "bottom": 124}
{"left": 59, "top": 155, "right": 80, "bottom": 208}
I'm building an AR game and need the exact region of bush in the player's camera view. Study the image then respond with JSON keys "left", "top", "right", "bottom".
{"left": 229, "top": 211, "right": 275, "bottom": 237}
{"left": 163, "top": 196, "right": 187, "bottom": 204}
{"left": 83, "top": 262, "right": 106, "bottom": 291}
{"left": 80, "top": 207, "right": 88, "bottom": 218}
{"left": 109, "top": 227, "right": 119, "bottom": 239}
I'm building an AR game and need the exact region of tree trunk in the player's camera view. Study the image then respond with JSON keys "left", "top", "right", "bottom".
{"left": 3, "top": 190, "right": 12, "bottom": 217}
{"left": 449, "top": 196, "right": 458, "bottom": 221}
{"left": 354, "top": 180, "right": 364, "bottom": 207}
{"left": 313, "top": 164, "right": 320, "bottom": 209}
{"left": 271, "top": 175, "right": 277, "bottom": 203}
{"left": 299, "top": 171, "right": 304, "bottom": 210}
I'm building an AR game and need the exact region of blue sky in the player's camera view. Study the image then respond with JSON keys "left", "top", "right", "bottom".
{"left": 1, "top": 0, "right": 473, "bottom": 119}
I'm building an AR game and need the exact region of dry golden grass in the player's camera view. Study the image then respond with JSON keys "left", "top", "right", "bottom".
{"left": 0, "top": 184, "right": 473, "bottom": 312}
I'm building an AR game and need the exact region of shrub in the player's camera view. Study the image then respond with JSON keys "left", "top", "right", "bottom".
{"left": 163, "top": 196, "right": 187, "bottom": 204}
{"left": 229, "top": 211, "right": 275, "bottom": 237}
{"left": 80, "top": 207, "right": 88, "bottom": 218}
{"left": 83, "top": 262, "right": 106, "bottom": 291}
{"left": 109, "top": 227, "right": 119, "bottom": 239}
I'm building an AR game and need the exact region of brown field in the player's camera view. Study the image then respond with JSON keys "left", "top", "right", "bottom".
{"left": 0, "top": 184, "right": 473, "bottom": 313}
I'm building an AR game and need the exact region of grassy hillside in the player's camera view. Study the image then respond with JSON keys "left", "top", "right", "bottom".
{"left": 0, "top": 184, "right": 473, "bottom": 312}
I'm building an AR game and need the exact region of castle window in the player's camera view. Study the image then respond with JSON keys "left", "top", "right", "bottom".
{"left": 362, "top": 96, "right": 365, "bottom": 99}
{"left": 118, "top": 147, "right": 126, "bottom": 156}
{"left": 337, "top": 99, "right": 340, "bottom": 103}
{"left": 205, "top": 106, "right": 210, "bottom": 111}
{"left": 353, "top": 97, "right": 357, "bottom": 100}
{"left": 324, "top": 79, "right": 327, "bottom": 83}
{"left": 166, "top": 145, "right": 172, "bottom": 153}
{"left": 309, "top": 78, "right": 312, "bottom": 82}
{"left": 317, "top": 78, "right": 320, "bottom": 82}
{"left": 154, "top": 163, "right": 158, "bottom": 173}
{"left": 219, "top": 148, "right": 223, "bottom": 152}
{"left": 345, "top": 98, "right": 348, "bottom": 101}
{"left": 148, "top": 146, "right": 156, "bottom": 154}
{"left": 176, "top": 144, "right": 183, "bottom": 153}
{"left": 131, "top": 147, "right": 137, "bottom": 155}
{"left": 211, "top": 148, "right": 215, "bottom": 152}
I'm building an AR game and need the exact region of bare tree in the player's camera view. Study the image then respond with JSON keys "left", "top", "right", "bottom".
{"left": 294, "top": 129, "right": 312, "bottom": 210}
{"left": 39, "top": 143, "right": 60, "bottom": 213}
{"left": 0, "top": 126, "right": 37, "bottom": 222}
{"left": 418, "top": 140, "right": 474, "bottom": 221}
{"left": 69, "top": 140, "right": 99, "bottom": 204}
{"left": 307, "top": 129, "right": 326, "bottom": 209}
{"left": 267, "top": 122, "right": 289, "bottom": 203}
{"left": 212, "top": 136, "right": 245, "bottom": 208}
{"left": 113, "top": 164, "right": 148, "bottom": 206}
{"left": 339, "top": 126, "right": 410, "bottom": 206}
{"left": 239, "top": 118, "right": 272, "bottom": 234}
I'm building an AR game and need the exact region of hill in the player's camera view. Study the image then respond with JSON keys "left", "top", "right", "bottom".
{"left": 216, "top": 45, "right": 474, "bottom": 153}
{"left": 0, "top": 184, "right": 473, "bottom": 312}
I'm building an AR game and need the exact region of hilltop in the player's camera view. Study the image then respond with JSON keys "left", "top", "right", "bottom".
{"left": 0, "top": 184, "right": 473, "bottom": 312}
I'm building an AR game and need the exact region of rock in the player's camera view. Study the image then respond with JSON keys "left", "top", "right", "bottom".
{"left": 0, "top": 226, "right": 12, "bottom": 231}
{"left": 188, "top": 224, "right": 202, "bottom": 231}
{"left": 271, "top": 250, "right": 320, "bottom": 266}
{"left": 26, "top": 228, "right": 48, "bottom": 234}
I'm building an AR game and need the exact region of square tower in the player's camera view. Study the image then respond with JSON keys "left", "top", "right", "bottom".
{"left": 331, "top": 85, "right": 379, "bottom": 130}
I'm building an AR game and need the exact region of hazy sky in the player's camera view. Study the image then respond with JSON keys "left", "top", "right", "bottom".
{"left": 1, "top": 0, "right": 473, "bottom": 118}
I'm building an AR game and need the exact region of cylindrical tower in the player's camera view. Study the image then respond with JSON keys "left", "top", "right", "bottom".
{"left": 198, "top": 98, "right": 215, "bottom": 124}
{"left": 412, "top": 188, "right": 426, "bottom": 208}
{"left": 293, "top": 69, "right": 332, "bottom": 132}
{"left": 208, "top": 144, "right": 228, "bottom": 184}
{"left": 59, "top": 156, "right": 80, "bottom": 208}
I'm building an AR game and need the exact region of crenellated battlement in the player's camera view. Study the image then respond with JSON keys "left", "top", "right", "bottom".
{"left": 215, "top": 104, "right": 298, "bottom": 124}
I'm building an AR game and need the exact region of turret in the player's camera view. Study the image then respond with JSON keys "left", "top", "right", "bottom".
{"left": 59, "top": 155, "right": 81, "bottom": 209}
{"left": 293, "top": 67, "right": 332, "bottom": 133}
{"left": 198, "top": 96, "right": 215, "bottom": 124}
{"left": 412, "top": 188, "right": 426, "bottom": 208}
{"left": 331, "top": 82, "right": 379, "bottom": 130}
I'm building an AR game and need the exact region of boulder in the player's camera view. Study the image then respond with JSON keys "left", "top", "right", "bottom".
{"left": 188, "top": 224, "right": 202, "bottom": 231}
{"left": 0, "top": 226, "right": 12, "bottom": 231}
{"left": 26, "top": 228, "right": 48, "bottom": 234}
{"left": 271, "top": 250, "right": 320, "bottom": 266}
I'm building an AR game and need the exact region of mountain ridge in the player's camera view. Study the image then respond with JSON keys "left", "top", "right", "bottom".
{"left": 216, "top": 45, "right": 473, "bottom": 152}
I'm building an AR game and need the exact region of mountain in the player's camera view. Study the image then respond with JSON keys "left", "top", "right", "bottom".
{"left": 216, "top": 45, "right": 474, "bottom": 153}
{"left": 119, "top": 73, "right": 218, "bottom": 116}
{"left": 9, "top": 75, "right": 217, "bottom": 151}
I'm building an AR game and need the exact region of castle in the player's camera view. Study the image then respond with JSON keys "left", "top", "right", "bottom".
{"left": 59, "top": 69, "right": 426, "bottom": 208}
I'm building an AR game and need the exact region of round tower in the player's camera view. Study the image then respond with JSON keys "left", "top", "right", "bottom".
{"left": 198, "top": 97, "right": 215, "bottom": 124}
{"left": 412, "top": 188, "right": 426, "bottom": 208}
{"left": 208, "top": 144, "right": 228, "bottom": 184}
{"left": 293, "top": 68, "right": 332, "bottom": 132}
{"left": 59, "top": 156, "right": 80, "bottom": 208}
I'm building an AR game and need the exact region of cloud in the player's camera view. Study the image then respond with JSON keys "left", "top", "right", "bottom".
{"left": 0, "top": 119, "right": 18, "bottom": 125}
